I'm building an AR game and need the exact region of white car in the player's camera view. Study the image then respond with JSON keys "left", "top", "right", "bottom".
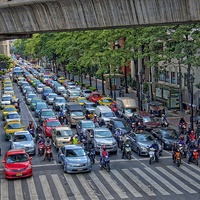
{"left": 5, "top": 112, "right": 21, "bottom": 123}
{"left": 0, "top": 94, "right": 12, "bottom": 109}
{"left": 80, "top": 89, "right": 92, "bottom": 99}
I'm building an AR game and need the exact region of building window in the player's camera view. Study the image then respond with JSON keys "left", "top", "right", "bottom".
{"left": 184, "top": 73, "right": 188, "bottom": 86}
{"left": 159, "top": 71, "right": 165, "bottom": 81}
{"left": 165, "top": 71, "right": 169, "bottom": 82}
{"left": 177, "top": 73, "right": 180, "bottom": 85}
{"left": 171, "top": 72, "right": 175, "bottom": 84}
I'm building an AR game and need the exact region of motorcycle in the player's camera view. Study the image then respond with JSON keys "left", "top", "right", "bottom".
{"left": 178, "top": 144, "right": 187, "bottom": 158}
{"left": 149, "top": 148, "right": 159, "bottom": 164}
{"left": 123, "top": 144, "right": 132, "bottom": 160}
{"left": 45, "top": 146, "right": 53, "bottom": 162}
{"left": 173, "top": 149, "right": 182, "bottom": 167}
{"left": 161, "top": 120, "right": 169, "bottom": 127}
{"left": 59, "top": 116, "right": 64, "bottom": 125}
{"left": 180, "top": 123, "right": 187, "bottom": 135}
{"left": 38, "top": 142, "right": 45, "bottom": 156}
{"left": 100, "top": 156, "right": 111, "bottom": 172}
{"left": 191, "top": 149, "right": 199, "bottom": 165}
{"left": 29, "top": 129, "right": 35, "bottom": 138}
{"left": 88, "top": 149, "right": 95, "bottom": 164}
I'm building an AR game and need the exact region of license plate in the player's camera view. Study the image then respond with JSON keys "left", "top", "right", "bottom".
{"left": 77, "top": 169, "right": 83, "bottom": 171}
{"left": 16, "top": 173, "right": 22, "bottom": 176}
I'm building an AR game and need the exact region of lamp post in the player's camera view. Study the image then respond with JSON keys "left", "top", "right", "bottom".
{"left": 139, "top": 70, "right": 144, "bottom": 111}
{"left": 189, "top": 75, "right": 195, "bottom": 130}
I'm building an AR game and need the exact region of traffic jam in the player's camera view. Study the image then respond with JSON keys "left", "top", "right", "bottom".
{"left": 0, "top": 61, "right": 199, "bottom": 179}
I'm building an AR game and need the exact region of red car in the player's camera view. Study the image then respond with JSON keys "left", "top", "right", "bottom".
{"left": 46, "top": 79, "right": 53, "bottom": 86}
{"left": 88, "top": 92, "right": 103, "bottom": 103}
{"left": 2, "top": 149, "right": 33, "bottom": 179}
{"left": 42, "top": 118, "right": 61, "bottom": 137}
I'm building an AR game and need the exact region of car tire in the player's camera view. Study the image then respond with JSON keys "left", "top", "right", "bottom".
{"left": 137, "top": 148, "right": 140, "bottom": 156}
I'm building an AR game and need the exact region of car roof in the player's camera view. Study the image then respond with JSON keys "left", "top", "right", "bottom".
{"left": 7, "top": 149, "right": 27, "bottom": 155}
{"left": 45, "top": 118, "right": 59, "bottom": 122}
{"left": 94, "top": 127, "right": 110, "bottom": 131}
{"left": 6, "top": 120, "right": 22, "bottom": 124}
{"left": 41, "top": 108, "right": 53, "bottom": 112}
{"left": 54, "top": 126, "right": 71, "bottom": 131}
{"left": 6, "top": 112, "right": 19, "bottom": 115}
{"left": 137, "top": 111, "right": 154, "bottom": 117}
{"left": 55, "top": 96, "right": 65, "bottom": 99}
{"left": 13, "top": 131, "right": 30, "bottom": 135}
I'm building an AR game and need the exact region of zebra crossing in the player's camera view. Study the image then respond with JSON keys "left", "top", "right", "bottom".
{"left": 1, "top": 164, "right": 200, "bottom": 200}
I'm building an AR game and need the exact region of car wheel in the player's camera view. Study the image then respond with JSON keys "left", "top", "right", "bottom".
{"left": 137, "top": 148, "right": 140, "bottom": 156}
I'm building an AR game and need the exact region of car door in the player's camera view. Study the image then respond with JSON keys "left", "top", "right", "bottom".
{"left": 76, "top": 121, "right": 81, "bottom": 134}
{"left": 128, "top": 133, "right": 137, "bottom": 151}
{"left": 59, "top": 147, "right": 66, "bottom": 165}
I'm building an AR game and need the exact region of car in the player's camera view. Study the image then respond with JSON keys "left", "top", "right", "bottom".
{"left": 52, "top": 126, "right": 73, "bottom": 150}
{"left": 97, "top": 97, "right": 114, "bottom": 106}
{"left": 25, "top": 93, "right": 37, "bottom": 105}
{"left": 83, "top": 102, "right": 97, "bottom": 113}
{"left": 61, "top": 90, "right": 67, "bottom": 99}
{"left": 42, "top": 118, "right": 61, "bottom": 137}
{"left": 88, "top": 92, "right": 103, "bottom": 103}
{"left": 4, "top": 121, "right": 25, "bottom": 141}
{"left": 30, "top": 97, "right": 43, "bottom": 111}
{"left": 22, "top": 85, "right": 32, "bottom": 95}
{"left": 35, "top": 102, "right": 48, "bottom": 117}
{"left": 92, "top": 127, "right": 117, "bottom": 154}
{"left": 127, "top": 131, "right": 162, "bottom": 156}
{"left": 53, "top": 97, "right": 66, "bottom": 111}
{"left": 36, "top": 83, "right": 45, "bottom": 93}
{"left": 66, "top": 89, "right": 81, "bottom": 102}
{"left": 64, "top": 81, "right": 76, "bottom": 89}
{"left": 46, "top": 79, "right": 53, "bottom": 86}
{"left": 80, "top": 89, "right": 92, "bottom": 99}
{"left": 10, "top": 131, "right": 36, "bottom": 155}
{"left": 58, "top": 145, "right": 92, "bottom": 173}
{"left": 54, "top": 85, "right": 65, "bottom": 95}
{"left": 32, "top": 79, "right": 41, "bottom": 88}
{"left": 38, "top": 108, "right": 57, "bottom": 125}
{"left": 132, "top": 111, "right": 160, "bottom": 131}
{"left": 46, "top": 93, "right": 58, "bottom": 105}
{"left": 75, "top": 97, "right": 88, "bottom": 106}
{"left": 5, "top": 112, "right": 21, "bottom": 123}
{"left": 2, "top": 149, "right": 33, "bottom": 179}
{"left": 2, "top": 105, "right": 18, "bottom": 120}
{"left": 66, "top": 110, "right": 86, "bottom": 127}
{"left": 57, "top": 76, "right": 66, "bottom": 84}
{"left": 151, "top": 128, "right": 179, "bottom": 150}
{"left": 0, "top": 94, "right": 12, "bottom": 109}
{"left": 42, "top": 86, "right": 53, "bottom": 100}
{"left": 107, "top": 118, "right": 131, "bottom": 135}
{"left": 76, "top": 120, "right": 95, "bottom": 135}
{"left": 149, "top": 101, "right": 165, "bottom": 117}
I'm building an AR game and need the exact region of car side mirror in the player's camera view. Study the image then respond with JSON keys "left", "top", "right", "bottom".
{"left": 2, "top": 160, "right": 5, "bottom": 163}
{"left": 29, "top": 157, "right": 32, "bottom": 160}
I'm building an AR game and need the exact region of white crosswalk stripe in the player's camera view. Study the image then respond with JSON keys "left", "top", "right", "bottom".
{"left": 1, "top": 165, "right": 200, "bottom": 199}
{"left": 156, "top": 167, "right": 197, "bottom": 194}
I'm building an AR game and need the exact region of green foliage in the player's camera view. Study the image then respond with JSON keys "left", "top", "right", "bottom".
{"left": 0, "top": 54, "right": 13, "bottom": 73}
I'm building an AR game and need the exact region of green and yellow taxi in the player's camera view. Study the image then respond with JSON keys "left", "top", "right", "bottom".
{"left": 4, "top": 121, "right": 25, "bottom": 141}
{"left": 57, "top": 76, "right": 66, "bottom": 84}
{"left": 98, "top": 97, "right": 114, "bottom": 106}
{"left": 2, "top": 105, "right": 18, "bottom": 120}
{"left": 75, "top": 97, "right": 88, "bottom": 106}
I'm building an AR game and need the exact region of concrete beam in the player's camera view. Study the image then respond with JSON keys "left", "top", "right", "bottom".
{"left": 0, "top": 34, "right": 32, "bottom": 41}
{"left": 0, "top": 0, "right": 199, "bottom": 37}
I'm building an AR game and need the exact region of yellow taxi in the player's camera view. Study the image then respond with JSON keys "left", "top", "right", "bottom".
{"left": 75, "top": 97, "right": 88, "bottom": 106}
{"left": 17, "top": 76, "right": 26, "bottom": 85}
{"left": 98, "top": 97, "right": 114, "bottom": 106}
{"left": 4, "top": 121, "right": 25, "bottom": 140}
{"left": 57, "top": 76, "right": 66, "bottom": 84}
{"left": 2, "top": 105, "right": 18, "bottom": 120}
{"left": 3, "top": 82, "right": 13, "bottom": 88}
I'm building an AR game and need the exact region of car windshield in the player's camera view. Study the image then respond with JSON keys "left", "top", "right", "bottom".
{"left": 58, "top": 86, "right": 65, "bottom": 90}
{"left": 95, "top": 130, "right": 112, "bottom": 138}
{"left": 102, "top": 99, "right": 112, "bottom": 103}
{"left": 13, "top": 134, "right": 32, "bottom": 142}
{"left": 44, "top": 89, "right": 52, "bottom": 93}
{"left": 36, "top": 104, "right": 47, "bottom": 109}
{"left": 78, "top": 99, "right": 87, "bottom": 103}
{"left": 70, "top": 91, "right": 80, "bottom": 96}
{"left": 57, "top": 130, "right": 72, "bottom": 137}
{"left": 4, "top": 88, "right": 13, "bottom": 91}
{"left": 7, "top": 123, "right": 22, "bottom": 129}
{"left": 102, "top": 112, "right": 115, "bottom": 117}
{"left": 84, "top": 90, "right": 91, "bottom": 94}
{"left": 41, "top": 111, "right": 55, "bottom": 116}
{"left": 125, "top": 108, "right": 137, "bottom": 114}
{"left": 136, "top": 134, "right": 154, "bottom": 142}
{"left": 93, "top": 94, "right": 100, "bottom": 98}
{"left": 32, "top": 99, "right": 42, "bottom": 103}
{"left": 7, "top": 113, "right": 20, "bottom": 119}
{"left": 71, "top": 111, "right": 84, "bottom": 117}
{"left": 46, "top": 121, "right": 61, "bottom": 127}
{"left": 114, "top": 121, "right": 125, "bottom": 128}
{"left": 56, "top": 99, "right": 65, "bottom": 103}
{"left": 28, "top": 94, "right": 37, "bottom": 98}
{"left": 161, "top": 130, "right": 179, "bottom": 140}
{"left": 4, "top": 107, "right": 16, "bottom": 112}
{"left": 143, "top": 116, "right": 156, "bottom": 123}
{"left": 48, "top": 94, "right": 57, "bottom": 99}
{"left": 82, "top": 122, "right": 95, "bottom": 128}
{"left": 6, "top": 154, "right": 29, "bottom": 163}
{"left": 86, "top": 104, "right": 97, "bottom": 108}
{"left": 66, "top": 148, "right": 85, "bottom": 157}
{"left": 2, "top": 97, "right": 11, "bottom": 101}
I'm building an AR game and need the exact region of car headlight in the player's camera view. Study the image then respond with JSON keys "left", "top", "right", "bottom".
{"left": 5, "top": 168, "right": 11, "bottom": 172}
{"left": 67, "top": 163, "right": 73, "bottom": 167}
{"left": 141, "top": 147, "right": 147, "bottom": 151}
{"left": 112, "top": 142, "right": 117, "bottom": 145}
{"left": 26, "top": 165, "right": 32, "bottom": 170}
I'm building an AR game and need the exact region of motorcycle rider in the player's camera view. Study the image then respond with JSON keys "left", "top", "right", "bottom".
{"left": 43, "top": 137, "right": 54, "bottom": 161}
{"left": 114, "top": 127, "right": 122, "bottom": 148}
{"left": 189, "top": 130, "right": 197, "bottom": 142}
{"left": 131, "top": 122, "right": 137, "bottom": 132}
{"left": 37, "top": 136, "right": 45, "bottom": 155}
{"left": 136, "top": 121, "right": 145, "bottom": 132}
{"left": 72, "top": 135, "right": 79, "bottom": 144}
{"left": 161, "top": 114, "right": 169, "bottom": 127}
{"left": 27, "top": 121, "right": 35, "bottom": 137}
{"left": 149, "top": 140, "right": 159, "bottom": 162}
{"left": 172, "top": 142, "right": 179, "bottom": 161}
{"left": 179, "top": 117, "right": 186, "bottom": 132}
{"left": 36, "top": 124, "right": 42, "bottom": 133}
{"left": 122, "top": 138, "right": 131, "bottom": 159}
{"left": 59, "top": 109, "right": 65, "bottom": 125}
{"left": 101, "top": 146, "right": 109, "bottom": 169}
{"left": 188, "top": 140, "right": 197, "bottom": 164}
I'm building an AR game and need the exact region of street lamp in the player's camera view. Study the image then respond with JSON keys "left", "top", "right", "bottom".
{"left": 139, "top": 70, "right": 144, "bottom": 111}
{"left": 189, "top": 75, "right": 195, "bottom": 130}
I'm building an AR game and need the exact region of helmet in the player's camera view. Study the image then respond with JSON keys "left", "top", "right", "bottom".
{"left": 46, "top": 137, "right": 50, "bottom": 142}
{"left": 162, "top": 114, "right": 165, "bottom": 117}
{"left": 75, "top": 134, "right": 78, "bottom": 138}
{"left": 153, "top": 140, "right": 157, "bottom": 144}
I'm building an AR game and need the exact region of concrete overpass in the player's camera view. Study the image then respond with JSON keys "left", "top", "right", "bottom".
{"left": 0, "top": 0, "right": 200, "bottom": 40}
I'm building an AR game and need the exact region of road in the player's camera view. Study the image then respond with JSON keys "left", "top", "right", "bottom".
{"left": 0, "top": 79, "right": 199, "bottom": 200}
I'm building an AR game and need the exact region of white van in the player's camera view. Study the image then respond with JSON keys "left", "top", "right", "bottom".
{"left": 95, "top": 106, "right": 116, "bottom": 123}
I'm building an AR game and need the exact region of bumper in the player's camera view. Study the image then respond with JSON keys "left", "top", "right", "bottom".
{"left": 65, "top": 165, "right": 92, "bottom": 174}
{"left": 4, "top": 169, "right": 32, "bottom": 179}
{"left": 95, "top": 145, "right": 117, "bottom": 153}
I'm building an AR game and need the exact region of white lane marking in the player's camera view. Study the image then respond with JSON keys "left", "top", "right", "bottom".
{"left": 144, "top": 167, "right": 183, "bottom": 194}
{"left": 1, "top": 179, "right": 9, "bottom": 200}
{"left": 39, "top": 175, "right": 54, "bottom": 200}
{"left": 133, "top": 168, "right": 170, "bottom": 195}
{"left": 76, "top": 174, "right": 99, "bottom": 200}
{"left": 156, "top": 167, "right": 197, "bottom": 194}
{"left": 63, "top": 174, "right": 84, "bottom": 200}
{"left": 14, "top": 179, "right": 24, "bottom": 200}
{"left": 51, "top": 174, "right": 68, "bottom": 200}
{"left": 111, "top": 170, "right": 142, "bottom": 197}
{"left": 99, "top": 170, "right": 128, "bottom": 199}
{"left": 89, "top": 171, "right": 114, "bottom": 200}
{"left": 167, "top": 166, "right": 200, "bottom": 189}
{"left": 122, "top": 169, "right": 156, "bottom": 196}
{"left": 181, "top": 165, "right": 200, "bottom": 180}
{"left": 27, "top": 176, "right": 39, "bottom": 200}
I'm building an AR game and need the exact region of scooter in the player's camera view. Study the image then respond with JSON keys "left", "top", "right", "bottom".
{"left": 29, "top": 129, "right": 35, "bottom": 138}
{"left": 88, "top": 149, "right": 95, "bottom": 164}
{"left": 38, "top": 142, "right": 45, "bottom": 156}
{"left": 173, "top": 149, "right": 182, "bottom": 167}
{"left": 191, "top": 149, "right": 199, "bottom": 165}
{"left": 59, "top": 116, "right": 64, "bottom": 125}
{"left": 149, "top": 148, "right": 159, "bottom": 164}
{"left": 100, "top": 156, "right": 111, "bottom": 172}
{"left": 122, "top": 144, "right": 132, "bottom": 160}
{"left": 45, "top": 146, "right": 53, "bottom": 162}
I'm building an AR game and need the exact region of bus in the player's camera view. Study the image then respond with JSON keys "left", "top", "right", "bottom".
{"left": 13, "top": 66, "right": 24, "bottom": 82}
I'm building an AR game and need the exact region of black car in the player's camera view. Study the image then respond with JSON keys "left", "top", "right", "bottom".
{"left": 151, "top": 128, "right": 179, "bottom": 150}
{"left": 107, "top": 118, "right": 131, "bottom": 135}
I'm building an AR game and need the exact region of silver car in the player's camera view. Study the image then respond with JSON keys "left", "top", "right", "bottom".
{"left": 76, "top": 120, "right": 95, "bottom": 135}
{"left": 58, "top": 145, "right": 92, "bottom": 173}
{"left": 5, "top": 112, "right": 21, "bottom": 123}
{"left": 93, "top": 127, "right": 117, "bottom": 154}
{"left": 80, "top": 89, "right": 92, "bottom": 99}
{"left": 10, "top": 131, "right": 36, "bottom": 155}
{"left": 46, "top": 93, "right": 58, "bottom": 105}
